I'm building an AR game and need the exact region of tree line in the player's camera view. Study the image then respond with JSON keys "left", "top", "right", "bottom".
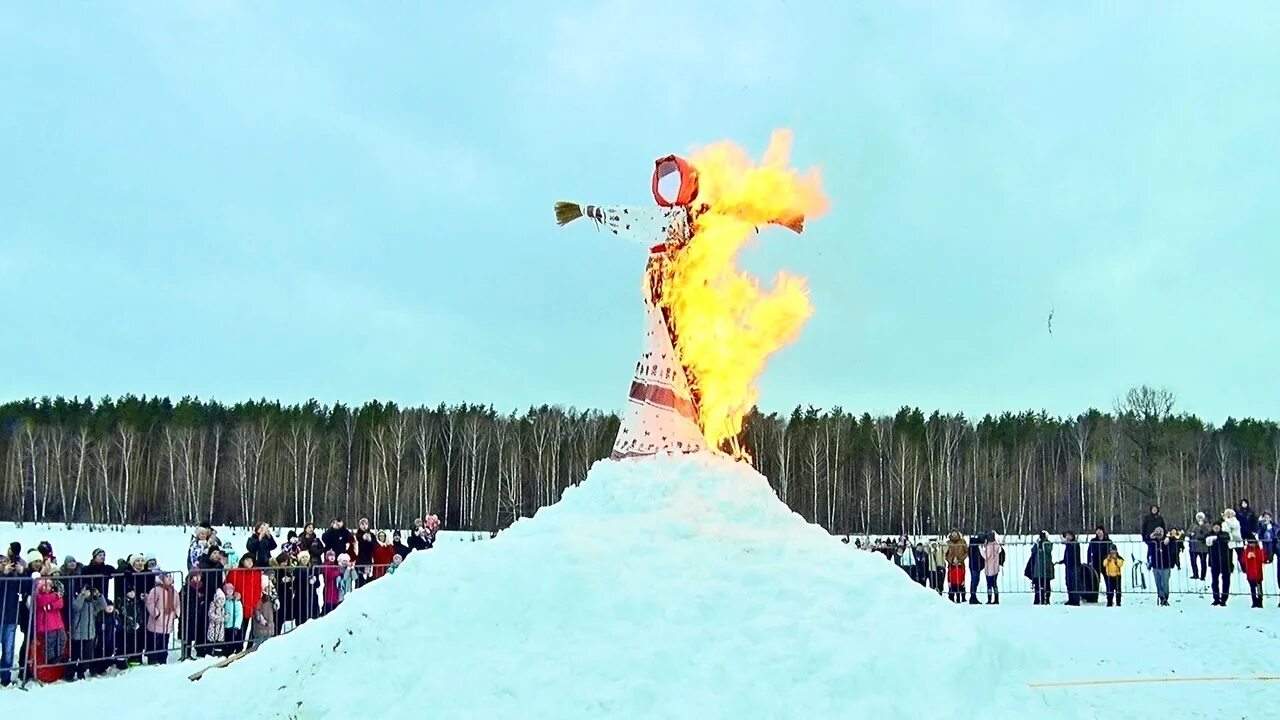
{"left": 2, "top": 387, "right": 1277, "bottom": 536}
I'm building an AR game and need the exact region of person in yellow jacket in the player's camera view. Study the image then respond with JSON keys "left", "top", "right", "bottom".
{"left": 1102, "top": 547, "right": 1125, "bottom": 607}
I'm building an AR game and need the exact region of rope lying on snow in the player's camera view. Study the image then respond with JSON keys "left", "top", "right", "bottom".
{"left": 1030, "top": 674, "right": 1280, "bottom": 688}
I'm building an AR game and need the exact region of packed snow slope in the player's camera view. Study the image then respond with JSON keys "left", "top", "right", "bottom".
{"left": 177, "top": 452, "right": 1059, "bottom": 719}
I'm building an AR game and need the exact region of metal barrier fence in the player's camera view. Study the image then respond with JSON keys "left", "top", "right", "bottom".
{"left": 0, "top": 562, "right": 402, "bottom": 686}
{"left": 856, "top": 538, "right": 1274, "bottom": 604}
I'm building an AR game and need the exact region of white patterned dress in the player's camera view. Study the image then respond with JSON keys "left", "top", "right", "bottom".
{"left": 578, "top": 203, "right": 707, "bottom": 460}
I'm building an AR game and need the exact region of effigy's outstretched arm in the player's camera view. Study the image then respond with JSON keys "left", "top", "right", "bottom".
{"left": 554, "top": 202, "right": 679, "bottom": 245}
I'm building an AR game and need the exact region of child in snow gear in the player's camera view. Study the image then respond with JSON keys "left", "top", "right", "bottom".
{"left": 1242, "top": 537, "right": 1266, "bottom": 608}
{"left": 145, "top": 571, "right": 179, "bottom": 665}
{"left": 207, "top": 583, "right": 227, "bottom": 656}
{"left": 96, "top": 600, "right": 126, "bottom": 674}
{"left": 223, "top": 585, "right": 245, "bottom": 654}
{"left": 1102, "top": 549, "right": 1124, "bottom": 607}
{"left": 250, "top": 576, "right": 277, "bottom": 647}
{"left": 68, "top": 586, "right": 106, "bottom": 680}
{"left": 34, "top": 578, "right": 68, "bottom": 681}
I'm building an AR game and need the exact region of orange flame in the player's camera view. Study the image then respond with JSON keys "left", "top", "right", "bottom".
{"left": 662, "top": 130, "right": 828, "bottom": 458}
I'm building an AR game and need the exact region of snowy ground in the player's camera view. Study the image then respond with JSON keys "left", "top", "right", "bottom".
{"left": 2, "top": 461, "right": 1278, "bottom": 719}
{"left": 3, "top": 594, "right": 1273, "bottom": 718}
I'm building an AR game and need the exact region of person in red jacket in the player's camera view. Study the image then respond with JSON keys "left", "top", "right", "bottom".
{"left": 1242, "top": 536, "right": 1267, "bottom": 608}
{"left": 225, "top": 555, "right": 264, "bottom": 638}
{"left": 33, "top": 578, "right": 67, "bottom": 682}
{"left": 371, "top": 532, "right": 397, "bottom": 580}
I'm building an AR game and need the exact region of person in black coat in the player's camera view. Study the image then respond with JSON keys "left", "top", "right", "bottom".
{"left": 291, "top": 552, "right": 320, "bottom": 626}
{"left": 114, "top": 555, "right": 152, "bottom": 665}
{"left": 81, "top": 549, "right": 116, "bottom": 600}
{"left": 1237, "top": 499, "right": 1259, "bottom": 546}
{"left": 246, "top": 523, "right": 279, "bottom": 567}
{"left": 1081, "top": 526, "right": 1112, "bottom": 603}
{"left": 180, "top": 572, "right": 208, "bottom": 659}
{"left": 95, "top": 600, "right": 126, "bottom": 673}
{"left": 1086, "top": 526, "right": 1115, "bottom": 576}
{"left": 391, "top": 533, "right": 412, "bottom": 560}
{"left": 1059, "top": 532, "right": 1083, "bottom": 606}
{"left": 321, "top": 519, "right": 352, "bottom": 557}
{"left": 408, "top": 526, "right": 434, "bottom": 552}
{"left": 1206, "top": 522, "right": 1234, "bottom": 606}
{"left": 297, "top": 524, "right": 325, "bottom": 560}
{"left": 352, "top": 519, "right": 378, "bottom": 587}
{"left": 967, "top": 534, "right": 985, "bottom": 605}
{"left": 1141, "top": 506, "right": 1166, "bottom": 540}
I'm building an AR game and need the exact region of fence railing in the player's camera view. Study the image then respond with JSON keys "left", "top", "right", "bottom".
{"left": 0, "top": 562, "right": 402, "bottom": 686}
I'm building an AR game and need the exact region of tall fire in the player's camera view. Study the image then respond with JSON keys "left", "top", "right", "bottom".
{"left": 555, "top": 129, "right": 825, "bottom": 463}
{"left": 667, "top": 130, "right": 828, "bottom": 458}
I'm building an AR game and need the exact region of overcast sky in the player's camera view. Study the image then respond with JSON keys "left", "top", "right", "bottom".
{"left": 2, "top": 1, "right": 1277, "bottom": 422}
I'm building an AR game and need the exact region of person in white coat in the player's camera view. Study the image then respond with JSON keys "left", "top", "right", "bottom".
{"left": 1222, "top": 508, "right": 1245, "bottom": 568}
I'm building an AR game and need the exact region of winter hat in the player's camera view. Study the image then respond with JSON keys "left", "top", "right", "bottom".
{"left": 1151, "top": 528, "right": 1165, "bottom": 539}
{"left": 392, "top": 554, "right": 403, "bottom": 563}
{"left": 1195, "top": 512, "right": 1206, "bottom": 522}
{"left": 26, "top": 550, "right": 43, "bottom": 565}
{"left": 92, "top": 548, "right": 106, "bottom": 560}
{"left": 296, "top": 551, "right": 311, "bottom": 564}
{"left": 63, "top": 555, "right": 78, "bottom": 565}
{"left": 337, "top": 553, "right": 351, "bottom": 565}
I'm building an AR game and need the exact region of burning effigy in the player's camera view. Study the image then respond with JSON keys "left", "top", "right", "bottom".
{"left": 556, "top": 131, "right": 827, "bottom": 460}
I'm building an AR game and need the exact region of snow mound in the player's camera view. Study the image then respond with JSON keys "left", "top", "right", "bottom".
{"left": 193, "top": 453, "right": 1068, "bottom": 719}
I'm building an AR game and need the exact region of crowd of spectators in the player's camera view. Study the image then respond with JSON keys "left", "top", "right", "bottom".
{"left": 847, "top": 499, "right": 1279, "bottom": 609}
{"left": 0, "top": 514, "right": 442, "bottom": 687}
